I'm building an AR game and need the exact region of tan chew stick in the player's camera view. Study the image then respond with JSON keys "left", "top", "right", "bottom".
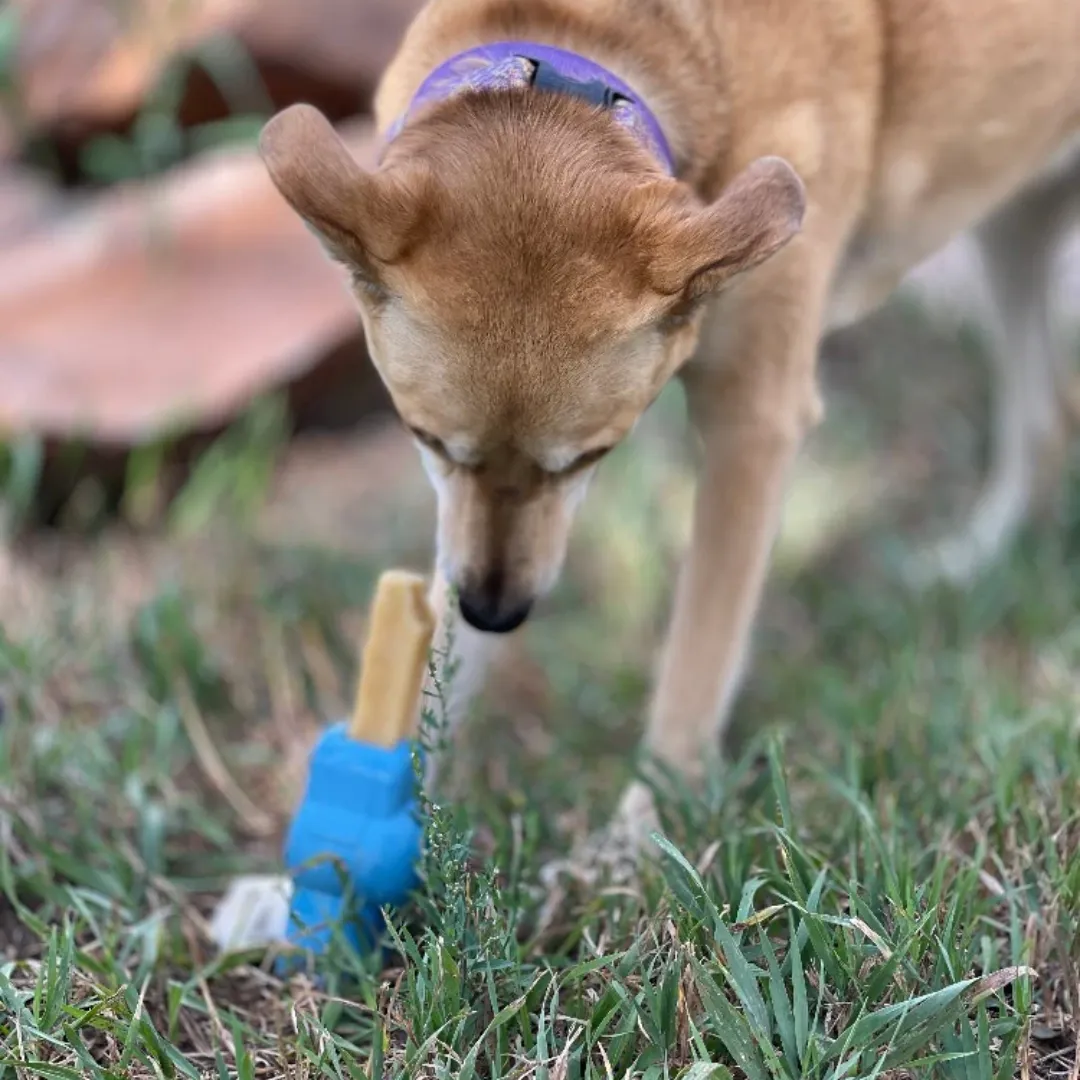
{"left": 349, "top": 570, "right": 437, "bottom": 747}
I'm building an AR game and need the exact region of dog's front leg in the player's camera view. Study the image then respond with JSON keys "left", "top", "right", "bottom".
{"left": 618, "top": 275, "right": 828, "bottom": 855}
{"left": 420, "top": 568, "right": 510, "bottom": 789}
{"left": 645, "top": 385, "right": 802, "bottom": 764}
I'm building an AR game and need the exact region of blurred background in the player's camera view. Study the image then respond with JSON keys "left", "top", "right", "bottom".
{"left": 1, "top": 0, "right": 1078, "bottom": 849}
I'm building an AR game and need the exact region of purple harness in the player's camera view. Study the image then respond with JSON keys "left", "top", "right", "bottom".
{"left": 384, "top": 41, "right": 675, "bottom": 174}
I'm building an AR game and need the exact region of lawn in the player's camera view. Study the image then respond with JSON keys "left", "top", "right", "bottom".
{"left": 0, "top": 300, "right": 1077, "bottom": 1078}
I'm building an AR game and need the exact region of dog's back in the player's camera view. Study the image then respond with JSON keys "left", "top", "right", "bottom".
{"left": 830, "top": 0, "right": 1080, "bottom": 328}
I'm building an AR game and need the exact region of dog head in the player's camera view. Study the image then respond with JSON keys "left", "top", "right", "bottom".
{"left": 260, "top": 96, "right": 804, "bottom": 633}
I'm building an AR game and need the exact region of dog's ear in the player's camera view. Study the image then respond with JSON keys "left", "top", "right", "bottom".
{"left": 259, "top": 104, "right": 428, "bottom": 284}
{"left": 648, "top": 157, "right": 806, "bottom": 300}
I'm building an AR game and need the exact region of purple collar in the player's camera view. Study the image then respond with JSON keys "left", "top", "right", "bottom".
{"left": 384, "top": 41, "right": 675, "bottom": 174}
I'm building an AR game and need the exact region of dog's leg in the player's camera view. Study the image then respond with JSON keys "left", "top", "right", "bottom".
{"left": 907, "top": 160, "right": 1080, "bottom": 587}
{"left": 596, "top": 415, "right": 802, "bottom": 864}
{"left": 567, "top": 266, "right": 830, "bottom": 874}
{"left": 635, "top": 368, "right": 813, "bottom": 769}
{"left": 421, "top": 567, "right": 509, "bottom": 789}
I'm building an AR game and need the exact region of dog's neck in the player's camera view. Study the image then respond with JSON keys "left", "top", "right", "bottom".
{"left": 383, "top": 41, "right": 677, "bottom": 175}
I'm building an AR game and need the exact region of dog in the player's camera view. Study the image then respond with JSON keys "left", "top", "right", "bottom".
{"left": 258, "top": 0, "right": 1080, "bottom": 860}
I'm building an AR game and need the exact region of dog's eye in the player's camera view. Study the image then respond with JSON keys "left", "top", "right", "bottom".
{"left": 560, "top": 446, "right": 613, "bottom": 475}
{"left": 409, "top": 426, "right": 449, "bottom": 458}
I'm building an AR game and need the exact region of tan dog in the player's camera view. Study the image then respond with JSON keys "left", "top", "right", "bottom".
{"left": 259, "top": 0, "right": 1080, "bottom": 858}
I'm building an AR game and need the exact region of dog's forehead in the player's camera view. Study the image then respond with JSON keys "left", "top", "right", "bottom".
{"left": 403, "top": 225, "right": 649, "bottom": 336}
{"left": 394, "top": 148, "right": 658, "bottom": 319}
{"left": 373, "top": 291, "right": 658, "bottom": 443}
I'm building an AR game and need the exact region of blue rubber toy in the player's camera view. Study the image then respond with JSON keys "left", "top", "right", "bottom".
{"left": 283, "top": 723, "right": 424, "bottom": 954}
{"left": 277, "top": 570, "right": 436, "bottom": 965}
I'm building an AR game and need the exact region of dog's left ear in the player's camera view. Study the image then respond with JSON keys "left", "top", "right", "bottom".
{"left": 648, "top": 156, "right": 806, "bottom": 300}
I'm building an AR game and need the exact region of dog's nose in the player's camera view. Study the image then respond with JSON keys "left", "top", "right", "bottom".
{"left": 457, "top": 589, "right": 533, "bottom": 634}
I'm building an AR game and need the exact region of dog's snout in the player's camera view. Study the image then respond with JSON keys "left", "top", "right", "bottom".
{"left": 457, "top": 576, "right": 533, "bottom": 634}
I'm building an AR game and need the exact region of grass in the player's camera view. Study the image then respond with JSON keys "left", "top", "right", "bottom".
{"left": 1, "top": 300, "right": 1078, "bottom": 1078}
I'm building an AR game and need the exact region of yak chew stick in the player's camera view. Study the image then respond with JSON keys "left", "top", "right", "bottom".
{"left": 349, "top": 570, "right": 436, "bottom": 747}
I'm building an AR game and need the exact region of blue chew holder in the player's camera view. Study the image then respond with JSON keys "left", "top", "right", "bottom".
{"left": 281, "top": 720, "right": 423, "bottom": 962}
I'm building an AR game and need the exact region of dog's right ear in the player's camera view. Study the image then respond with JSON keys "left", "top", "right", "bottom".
{"left": 259, "top": 104, "right": 428, "bottom": 284}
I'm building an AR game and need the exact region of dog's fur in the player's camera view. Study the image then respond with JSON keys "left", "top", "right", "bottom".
{"left": 260, "top": 0, "right": 1080, "bottom": 852}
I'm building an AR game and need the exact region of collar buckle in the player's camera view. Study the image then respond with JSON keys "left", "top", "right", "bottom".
{"left": 527, "top": 57, "right": 628, "bottom": 110}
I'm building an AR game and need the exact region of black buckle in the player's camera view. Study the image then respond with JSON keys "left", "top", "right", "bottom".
{"left": 526, "top": 58, "right": 628, "bottom": 109}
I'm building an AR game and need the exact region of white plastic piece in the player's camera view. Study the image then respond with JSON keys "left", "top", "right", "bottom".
{"left": 209, "top": 874, "right": 293, "bottom": 952}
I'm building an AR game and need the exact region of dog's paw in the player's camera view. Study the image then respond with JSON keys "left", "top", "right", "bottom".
{"left": 901, "top": 540, "right": 981, "bottom": 591}
{"left": 901, "top": 521, "right": 1015, "bottom": 591}
{"left": 539, "top": 781, "right": 663, "bottom": 891}
{"left": 901, "top": 471, "right": 1038, "bottom": 591}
